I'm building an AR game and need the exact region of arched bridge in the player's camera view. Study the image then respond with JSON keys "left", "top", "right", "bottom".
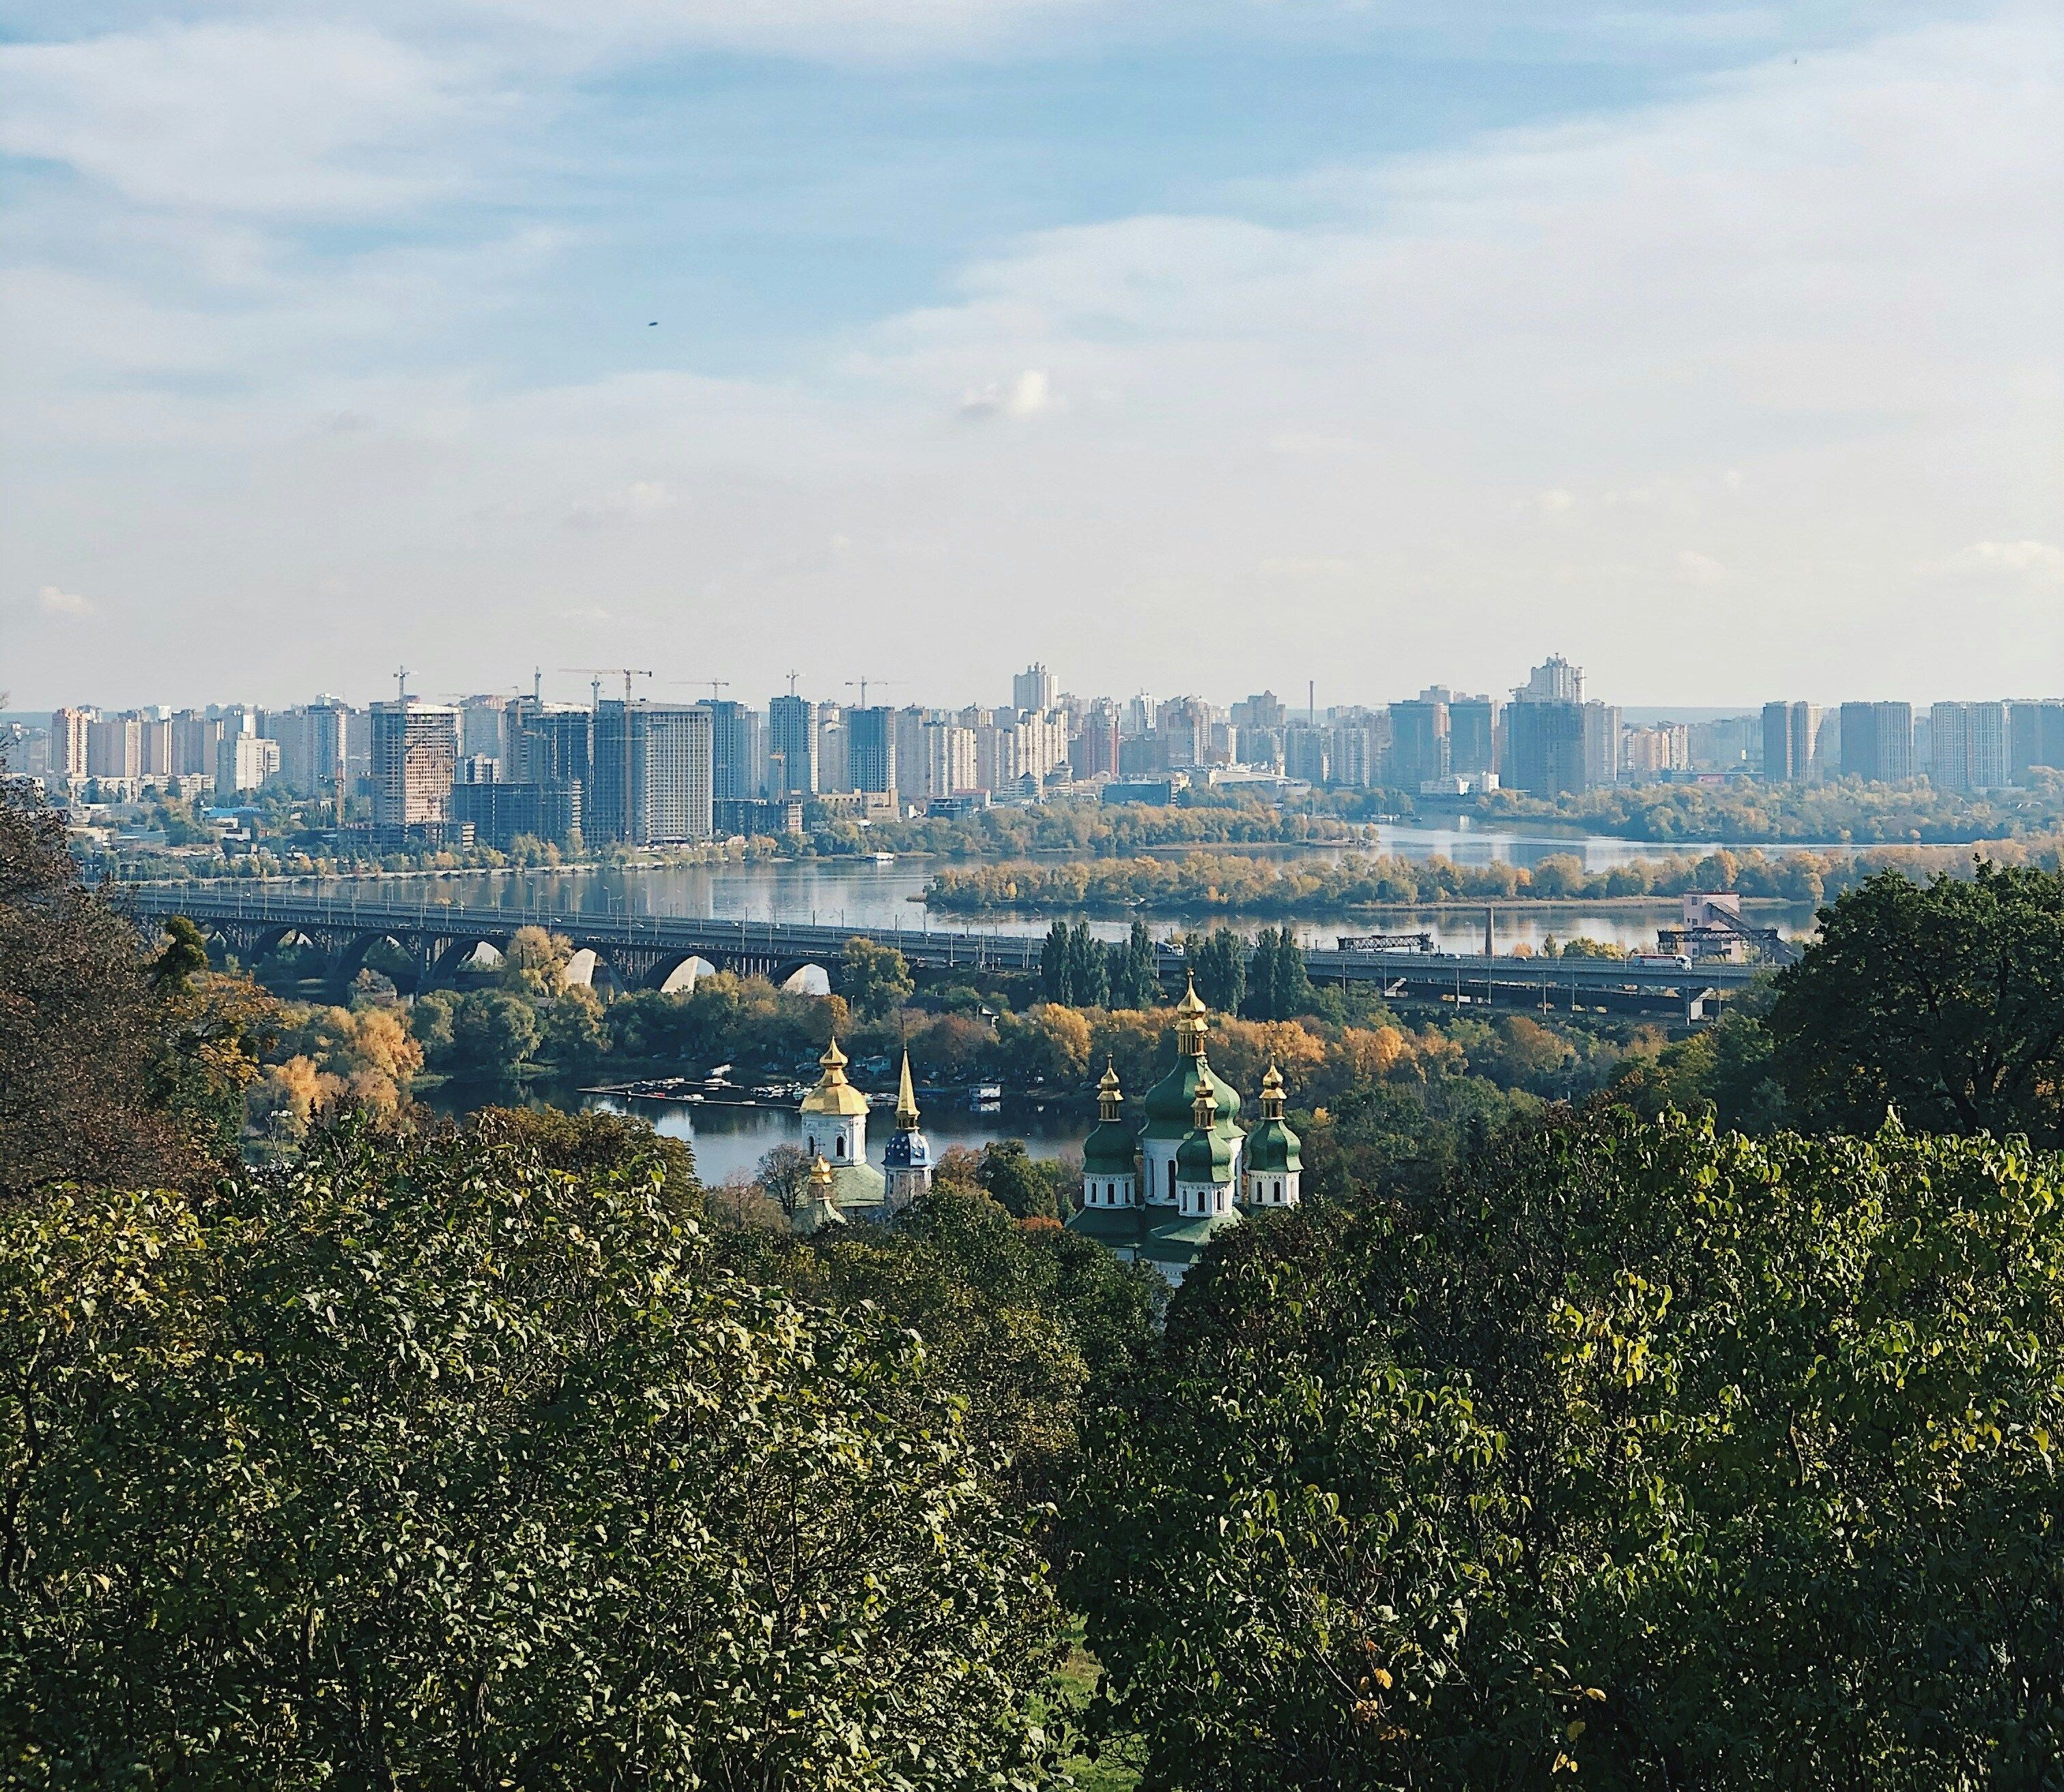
{"left": 125, "top": 886, "right": 1763, "bottom": 1020}
{"left": 126, "top": 886, "right": 1049, "bottom": 1001}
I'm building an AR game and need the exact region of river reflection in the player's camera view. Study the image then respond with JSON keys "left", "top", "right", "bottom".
{"left": 292, "top": 826, "right": 1822, "bottom": 955}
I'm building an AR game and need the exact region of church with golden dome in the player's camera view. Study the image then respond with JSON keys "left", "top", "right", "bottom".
{"left": 789, "top": 977, "right": 1297, "bottom": 1277}
{"left": 1068, "top": 972, "right": 1301, "bottom": 1283}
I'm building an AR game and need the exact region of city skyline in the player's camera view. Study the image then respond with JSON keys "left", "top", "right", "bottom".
{"left": 4, "top": 3, "right": 2060, "bottom": 708}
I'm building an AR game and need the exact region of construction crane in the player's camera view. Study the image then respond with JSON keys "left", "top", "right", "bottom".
{"left": 844, "top": 678, "right": 903, "bottom": 708}
{"left": 562, "top": 667, "right": 655, "bottom": 704}
{"left": 393, "top": 667, "right": 411, "bottom": 704}
{"left": 561, "top": 669, "right": 655, "bottom": 843}
{"left": 667, "top": 680, "right": 732, "bottom": 702}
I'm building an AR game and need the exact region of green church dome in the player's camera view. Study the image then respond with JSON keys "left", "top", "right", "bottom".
{"left": 1176, "top": 1123, "right": 1235, "bottom": 1183}
{"left": 1244, "top": 1063, "right": 1301, "bottom": 1174}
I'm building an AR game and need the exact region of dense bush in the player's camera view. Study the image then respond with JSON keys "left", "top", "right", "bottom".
{"left": 0, "top": 1121, "right": 1065, "bottom": 1786}
{"left": 1071, "top": 1109, "right": 2064, "bottom": 1789}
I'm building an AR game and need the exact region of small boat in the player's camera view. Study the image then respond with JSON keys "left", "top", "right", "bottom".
{"left": 871, "top": 851, "right": 896, "bottom": 864}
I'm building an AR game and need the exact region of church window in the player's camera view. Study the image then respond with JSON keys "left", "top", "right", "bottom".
{"left": 1168, "top": 1160, "right": 1177, "bottom": 1200}
{"left": 836, "top": 1136, "right": 845, "bottom": 1159}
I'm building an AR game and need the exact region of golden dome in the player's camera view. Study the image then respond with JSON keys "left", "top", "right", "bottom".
{"left": 809, "top": 1151, "right": 834, "bottom": 1189}
{"left": 1175, "top": 971, "right": 1209, "bottom": 1017}
{"left": 1098, "top": 1059, "right": 1123, "bottom": 1097}
{"left": 800, "top": 1035, "right": 872, "bottom": 1116}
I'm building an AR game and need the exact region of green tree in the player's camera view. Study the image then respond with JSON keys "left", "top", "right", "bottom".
{"left": 0, "top": 1121, "right": 1065, "bottom": 1784}
{"left": 1106, "top": 919, "right": 1162, "bottom": 1009}
{"left": 1242, "top": 925, "right": 1314, "bottom": 1020}
{"left": 1072, "top": 1108, "right": 2064, "bottom": 1789}
{"left": 977, "top": 1139, "right": 1063, "bottom": 1221}
{"left": 448, "top": 987, "right": 542, "bottom": 1081}
{"left": 1184, "top": 927, "right": 1246, "bottom": 1014}
{"left": 840, "top": 935, "right": 914, "bottom": 1020}
{"left": 1065, "top": 921, "right": 1108, "bottom": 1009}
{"left": 1768, "top": 861, "right": 2064, "bottom": 1141}
{"left": 1041, "top": 919, "right": 1071, "bottom": 1002}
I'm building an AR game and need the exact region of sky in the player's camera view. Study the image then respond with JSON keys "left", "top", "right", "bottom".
{"left": 1, "top": 0, "right": 2059, "bottom": 713}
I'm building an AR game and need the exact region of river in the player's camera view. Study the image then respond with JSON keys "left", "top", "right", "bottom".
{"left": 289, "top": 820, "right": 1825, "bottom": 954}
{"left": 578, "top": 1093, "right": 1081, "bottom": 1185}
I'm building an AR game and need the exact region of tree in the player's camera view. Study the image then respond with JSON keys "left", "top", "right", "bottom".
{"left": 976, "top": 1140, "right": 1063, "bottom": 1221}
{"left": 1065, "top": 921, "right": 1108, "bottom": 1008}
{"left": 498, "top": 923, "right": 573, "bottom": 997}
{"left": 1072, "top": 1108, "right": 2064, "bottom": 1789}
{"left": 1, "top": 775, "right": 256, "bottom": 1201}
{"left": 756, "top": 1141, "right": 814, "bottom": 1218}
{"left": 0, "top": 1121, "right": 1065, "bottom": 1783}
{"left": 840, "top": 935, "right": 913, "bottom": 1020}
{"left": 1183, "top": 927, "right": 1246, "bottom": 1015}
{"left": 1242, "top": 925, "right": 1313, "bottom": 1020}
{"left": 447, "top": 987, "right": 543, "bottom": 1081}
{"left": 1768, "top": 862, "right": 2064, "bottom": 1142}
{"left": 1041, "top": 919, "right": 1071, "bottom": 1002}
{"left": 1106, "top": 919, "right": 1162, "bottom": 1010}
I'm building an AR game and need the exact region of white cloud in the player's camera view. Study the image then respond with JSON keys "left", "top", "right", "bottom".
{"left": 567, "top": 480, "right": 681, "bottom": 525}
{"left": 3, "top": 7, "right": 2061, "bottom": 706}
{"left": 959, "top": 368, "right": 1055, "bottom": 418}
{"left": 0, "top": 23, "right": 504, "bottom": 217}
{"left": 1960, "top": 539, "right": 2064, "bottom": 582}
{"left": 37, "top": 585, "right": 95, "bottom": 616}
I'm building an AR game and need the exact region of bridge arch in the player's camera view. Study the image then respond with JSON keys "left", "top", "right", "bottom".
{"left": 420, "top": 935, "right": 512, "bottom": 992}
{"left": 332, "top": 931, "right": 420, "bottom": 996}
{"left": 774, "top": 960, "right": 832, "bottom": 997}
{"left": 652, "top": 953, "right": 719, "bottom": 994}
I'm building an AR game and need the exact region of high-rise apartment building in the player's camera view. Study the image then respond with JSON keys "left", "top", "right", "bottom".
{"left": 2010, "top": 701, "right": 2064, "bottom": 784}
{"left": 1930, "top": 701, "right": 2011, "bottom": 794}
{"left": 768, "top": 695, "right": 819, "bottom": 797}
{"left": 1838, "top": 702, "right": 1915, "bottom": 783}
{"left": 1013, "top": 663, "right": 1057, "bottom": 714}
{"left": 590, "top": 702, "right": 713, "bottom": 844}
{"left": 1283, "top": 723, "right": 1329, "bottom": 785}
{"left": 1622, "top": 724, "right": 1690, "bottom": 779}
{"left": 170, "top": 712, "right": 221, "bottom": 779}
{"left": 459, "top": 697, "right": 513, "bottom": 770}
{"left": 1330, "top": 721, "right": 1383, "bottom": 788}
{"left": 216, "top": 733, "right": 281, "bottom": 796}
{"left": 370, "top": 700, "right": 459, "bottom": 828}
{"left": 923, "top": 723, "right": 979, "bottom": 799}
{"left": 893, "top": 707, "right": 932, "bottom": 805}
{"left": 1521, "top": 656, "right": 1585, "bottom": 704}
{"left": 450, "top": 779, "right": 582, "bottom": 850}
{"left": 1762, "top": 701, "right": 1820, "bottom": 783}
{"left": 700, "top": 699, "right": 765, "bottom": 802}
{"left": 847, "top": 706, "right": 896, "bottom": 796}
{"left": 515, "top": 702, "right": 592, "bottom": 790}
{"left": 49, "top": 707, "right": 93, "bottom": 778}
{"left": 1506, "top": 700, "right": 1587, "bottom": 795}
{"left": 1388, "top": 694, "right": 1451, "bottom": 790}
{"left": 87, "top": 715, "right": 143, "bottom": 780}
{"left": 1072, "top": 706, "right": 1121, "bottom": 779}
{"left": 270, "top": 700, "right": 352, "bottom": 798}
{"left": 816, "top": 704, "right": 849, "bottom": 793}
{"left": 1448, "top": 697, "right": 1500, "bottom": 777}
{"left": 1231, "top": 691, "right": 1288, "bottom": 732}
{"left": 1156, "top": 697, "right": 1211, "bottom": 770}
